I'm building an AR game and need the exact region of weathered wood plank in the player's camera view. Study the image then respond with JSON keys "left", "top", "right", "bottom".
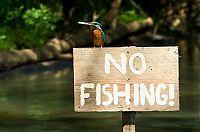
{"left": 73, "top": 47, "right": 179, "bottom": 112}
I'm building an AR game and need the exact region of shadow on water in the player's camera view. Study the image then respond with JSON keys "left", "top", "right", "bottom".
{"left": 0, "top": 50, "right": 199, "bottom": 131}
{"left": 0, "top": 61, "right": 121, "bottom": 132}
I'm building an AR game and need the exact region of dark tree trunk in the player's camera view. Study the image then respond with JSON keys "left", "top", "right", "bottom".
{"left": 104, "top": 0, "right": 122, "bottom": 29}
{"left": 62, "top": 0, "right": 75, "bottom": 20}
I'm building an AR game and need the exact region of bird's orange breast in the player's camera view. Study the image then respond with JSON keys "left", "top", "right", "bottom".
{"left": 92, "top": 30, "right": 104, "bottom": 47}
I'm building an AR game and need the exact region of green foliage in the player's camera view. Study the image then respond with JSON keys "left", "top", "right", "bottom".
{"left": 23, "top": 4, "right": 59, "bottom": 30}
{"left": 21, "top": 4, "right": 60, "bottom": 48}
{"left": 6, "top": 6, "right": 24, "bottom": 22}
{"left": 118, "top": 0, "right": 147, "bottom": 23}
{"left": 0, "top": 27, "right": 16, "bottom": 50}
{"left": 0, "top": 0, "right": 148, "bottom": 51}
{"left": 0, "top": 2, "right": 61, "bottom": 50}
{"left": 118, "top": 9, "right": 147, "bottom": 23}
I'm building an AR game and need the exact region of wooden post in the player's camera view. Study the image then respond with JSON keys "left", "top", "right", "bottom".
{"left": 122, "top": 112, "right": 136, "bottom": 132}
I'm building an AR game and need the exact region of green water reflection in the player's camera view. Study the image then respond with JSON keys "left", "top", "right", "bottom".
{"left": 0, "top": 54, "right": 199, "bottom": 131}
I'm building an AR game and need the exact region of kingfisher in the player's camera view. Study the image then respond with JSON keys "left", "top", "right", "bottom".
{"left": 78, "top": 21, "right": 106, "bottom": 48}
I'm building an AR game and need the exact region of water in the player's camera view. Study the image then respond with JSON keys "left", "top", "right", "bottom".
{"left": 0, "top": 54, "right": 199, "bottom": 132}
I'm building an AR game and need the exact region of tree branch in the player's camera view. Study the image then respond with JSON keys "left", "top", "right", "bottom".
{"left": 0, "top": 19, "right": 152, "bottom": 72}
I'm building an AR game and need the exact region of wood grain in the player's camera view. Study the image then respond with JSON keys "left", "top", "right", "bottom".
{"left": 73, "top": 47, "right": 179, "bottom": 112}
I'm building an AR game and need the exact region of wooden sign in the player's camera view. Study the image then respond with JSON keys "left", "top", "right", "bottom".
{"left": 73, "top": 47, "right": 179, "bottom": 112}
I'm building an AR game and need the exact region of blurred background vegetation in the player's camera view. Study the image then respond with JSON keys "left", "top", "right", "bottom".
{"left": 0, "top": 1, "right": 199, "bottom": 131}
{"left": 0, "top": 0, "right": 199, "bottom": 50}
{"left": 0, "top": 0, "right": 61, "bottom": 50}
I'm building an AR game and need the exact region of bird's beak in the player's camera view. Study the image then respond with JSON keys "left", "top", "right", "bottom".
{"left": 78, "top": 21, "right": 93, "bottom": 26}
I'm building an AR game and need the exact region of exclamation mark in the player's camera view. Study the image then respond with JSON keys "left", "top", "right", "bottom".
{"left": 168, "top": 84, "right": 175, "bottom": 106}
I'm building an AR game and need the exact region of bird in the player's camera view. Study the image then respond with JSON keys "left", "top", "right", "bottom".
{"left": 78, "top": 21, "right": 106, "bottom": 48}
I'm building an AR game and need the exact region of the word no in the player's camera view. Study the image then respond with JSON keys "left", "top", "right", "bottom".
{"left": 104, "top": 52, "right": 146, "bottom": 75}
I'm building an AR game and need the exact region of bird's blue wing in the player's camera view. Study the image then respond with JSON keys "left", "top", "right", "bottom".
{"left": 101, "top": 31, "right": 106, "bottom": 44}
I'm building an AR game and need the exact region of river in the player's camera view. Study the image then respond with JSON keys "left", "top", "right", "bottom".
{"left": 0, "top": 52, "right": 199, "bottom": 132}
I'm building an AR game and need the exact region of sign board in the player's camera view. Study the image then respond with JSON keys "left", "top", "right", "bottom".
{"left": 73, "top": 47, "right": 179, "bottom": 112}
